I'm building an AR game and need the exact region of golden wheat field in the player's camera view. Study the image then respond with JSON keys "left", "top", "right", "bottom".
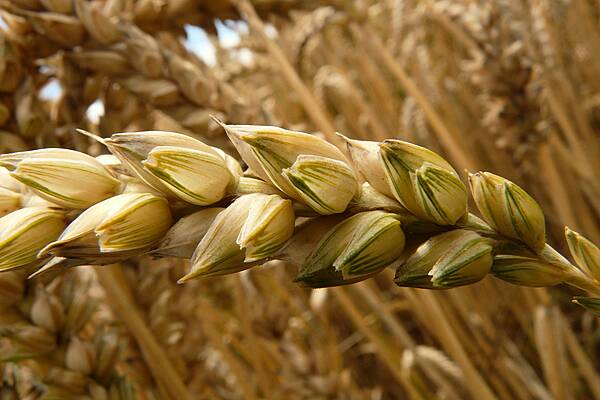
{"left": 0, "top": 0, "right": 600, "bottom": 399}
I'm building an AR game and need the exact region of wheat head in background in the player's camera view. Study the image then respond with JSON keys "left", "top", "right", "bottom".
{"left": 0, "top": 1, "right": 599, "bottom": 400}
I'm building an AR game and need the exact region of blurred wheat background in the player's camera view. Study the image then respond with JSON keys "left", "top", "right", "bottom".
{"left": 0, "top": 0, "right": 599, "bottom": 399}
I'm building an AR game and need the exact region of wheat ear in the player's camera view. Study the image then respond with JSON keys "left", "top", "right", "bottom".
{"left": 0, "top": 122, "right": 599, "bottom": 315}
{"left": 0, "top": 269, "right": 140, "bottom": 399}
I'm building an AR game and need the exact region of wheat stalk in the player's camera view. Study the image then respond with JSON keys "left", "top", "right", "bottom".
{"left": 0, "top": 122, "right": 598, "bottom": 317}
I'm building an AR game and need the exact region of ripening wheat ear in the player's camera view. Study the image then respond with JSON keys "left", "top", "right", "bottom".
{"left": 1, "top": 122, "right": 599, "bottom": 314}
{"left": 0, "top": 270, "right": 137, "bottom": 399}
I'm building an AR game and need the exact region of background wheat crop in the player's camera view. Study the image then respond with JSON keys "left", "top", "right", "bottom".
{"left": 1, "top": 1, "right": 600, "bottom": 400}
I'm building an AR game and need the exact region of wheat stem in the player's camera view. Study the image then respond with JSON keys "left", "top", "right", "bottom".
{"left": 332, "top": 286, "right": 426, "bottom": 399}
{"left": 562, "top": 321, "right": 600, "bottom": 400}
{"left": 236, "top": 0, "right": 338, "bottom": 143}
{"left": 94, "top": 264, "right": 194, "bottom": 400}
{"left": 416, "top": 289, "right": 497, "bottom": 400}
{"left": 354, "top": 24, "right": 478, "bottom": 171}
